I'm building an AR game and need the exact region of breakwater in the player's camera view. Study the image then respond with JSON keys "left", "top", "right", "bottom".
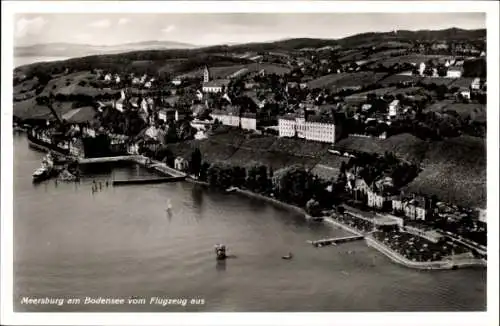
{"left": 112, "top": 176, "right": 186, "bottom": 186}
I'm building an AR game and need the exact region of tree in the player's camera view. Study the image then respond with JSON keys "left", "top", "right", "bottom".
{"left": 166, "top": 123, "right": 179, "bottom": 143}
{"left": 190, "top": 148, "right": 202, "bottom": 177}
{"left": 306, "top": 198, "right": 322, "bottom": 217}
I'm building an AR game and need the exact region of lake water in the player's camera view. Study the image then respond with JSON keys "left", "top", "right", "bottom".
{"left": 14, "top": 56, "right": 70, "bottom": 68}
{"left": 13, "top": 133, "right": 486, "bottom": 312}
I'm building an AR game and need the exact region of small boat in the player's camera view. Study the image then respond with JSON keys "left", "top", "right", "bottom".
{"left": 281, "top": 253, "right": 293, "bottom": 260}
{"left": 32, "top": 166, "right": 53, "bottom": 183}
{"left": 214, "top": 244, "right": 227, "bottom": 260}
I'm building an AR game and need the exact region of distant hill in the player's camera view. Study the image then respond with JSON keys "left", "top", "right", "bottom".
{"left": 226, "top": 28, "right": 486, "bottom": 52}
{"left": 15, "top": 41, "right": 197, "bottom": 58}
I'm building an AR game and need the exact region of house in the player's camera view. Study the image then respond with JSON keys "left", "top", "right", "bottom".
{"left": 144, "top": 81, "right": 152, "bottom": 89}
{"left": 132, "top": 77, "right": 141, "bottom": 85}
{"left": 171, "top": 79, "right": 182, "bottom": 86}
{"left": 388, "top": 100, "right": 400, "bottom": 118}
{"left": 114, "top": 90, "right": 127, "bottom": 112}
{"left": 419, "top": 62, "right": 426, "bottom": 76}
{"left": 175, "top": 109, "right": 190, "bottom": 121}
{"left": 458, "top": 87, "right": 471, "bottom": 100}
{"left": 478, "top": 208, "right": 486, "bottom": 224}
{"left": 240, "top": 113, "right": 257, "bottom": 130}
{"left": 361, "top": 104, "right": 372, "bottom": 112}
{"left": 104, "top": 73, "right": 112, "bottom": 81}
{"left": 210, "top": 107, "right": 240, "bottom": 128}
{"left": 202, "top": 79, "right": 230, "bottom": 93}
{"left": 447, "top": 67, "right": 463, "bottom": 78}
{"left": 174, "top": 157, "right": 189, "bottom": 171}
{"left": 471, "top": 77, "right": 481, "bottom": 90}
{"left": 158, "top": 108, "right": 175, "bottom": 123}
{"left": 392, "top": 196, "right": 428, "bottom": 221}
{"left": 115, "top": 75, "right": 121, "bottom": 84}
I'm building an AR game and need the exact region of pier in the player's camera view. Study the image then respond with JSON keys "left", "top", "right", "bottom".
{"left": 112, "top": 176, "right": 186, "bottom": 186}
{"left": 308, "top": 235, "right": 365, "bottom": 247}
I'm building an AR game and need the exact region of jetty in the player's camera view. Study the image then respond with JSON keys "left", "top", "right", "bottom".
{"left": 309, "top": 235, "right": 365, "bottom": 247}
{"left": 112, "top": 176, "right": 186, "bottom": 186}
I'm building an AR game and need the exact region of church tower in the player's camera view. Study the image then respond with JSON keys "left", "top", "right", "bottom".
{"left": 203, "top": 66, "right": 210, "bottom": 83}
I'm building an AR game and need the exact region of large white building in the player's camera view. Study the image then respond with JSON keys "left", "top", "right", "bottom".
{"left": 278, "top": 114, "right": 338, "bottom": 143}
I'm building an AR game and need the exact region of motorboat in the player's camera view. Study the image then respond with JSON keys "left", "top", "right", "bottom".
{"left": 214, "top": 244, "right": 227, "bottom": 260}
{"left": 281, "top": 253, "right": 293, "bottom": 260}
{"left": 32, "top": 166, "right": 53, "bottom": 183}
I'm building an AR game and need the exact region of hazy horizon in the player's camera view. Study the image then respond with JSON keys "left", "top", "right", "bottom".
{"left": 15, "top": 13, "right": 485, "bottom": 47}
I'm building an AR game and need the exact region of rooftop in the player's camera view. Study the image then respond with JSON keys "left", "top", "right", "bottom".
{"left": 203, "top": 79, "right": 231, "bottom": 88}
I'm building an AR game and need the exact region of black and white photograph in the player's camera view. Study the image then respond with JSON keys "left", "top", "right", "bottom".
{"left": 1, "top": 1, "right": 498, "bottom": 326}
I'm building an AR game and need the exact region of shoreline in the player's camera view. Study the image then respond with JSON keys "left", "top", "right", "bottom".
{"left": 218, "top": 187, "right": 486, "bottom": 270}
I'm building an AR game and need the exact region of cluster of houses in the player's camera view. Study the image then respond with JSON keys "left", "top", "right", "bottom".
{"left": 344, "top": 170, "right": 486, "bottom": 226}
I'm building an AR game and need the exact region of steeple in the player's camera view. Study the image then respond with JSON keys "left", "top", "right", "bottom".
{"left": 203, "top": 65, "right": 210, "bottom": 83}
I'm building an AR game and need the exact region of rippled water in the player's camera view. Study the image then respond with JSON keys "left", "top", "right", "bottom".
{"left": 13, "top": 133, "right": 486, "bottom": 312}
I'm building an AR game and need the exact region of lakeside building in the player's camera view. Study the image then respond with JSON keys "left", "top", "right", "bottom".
{"left": 392, "top": 195, "right": 428, "bottom": 221}
{"left": 278, "top": 112, "right": 339, "bottom": 143}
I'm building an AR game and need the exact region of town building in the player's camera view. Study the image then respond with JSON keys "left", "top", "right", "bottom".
{"left": 240, "top": 113, "right": 257, "bottom": 130}
{"left": 459, "top": 87, "right": 471, "bottom": 100}
{"left": 209, "top": 107, "right": 257, "bottom": 131}
{"left": 471, "top": 77, "right": 481, "bottom": 90}
{"left": 392, "top": 195, "right": 428, "bottom": 221}
{"left": 158, "top": 108, "right": 175, "bottom": 123}
{"left": 278, "top": 113, "right": 339, "bottom": 143}
{"left": 210, "top": 108, "right": 240, "bottom": 128}
{"left": 202, "top": 80, "right": 230, "bottom": 93}
{"left": 419, "top": 62, "right": 426, "bottom": 76}
{"left": 447, "top": 67, "right": 463, "bottom": 78}
{"left": 171, "top": 79, "right": 182, "bottom": 86}
{"left": 388, "top": 100, "right": 400, "bottom": 118}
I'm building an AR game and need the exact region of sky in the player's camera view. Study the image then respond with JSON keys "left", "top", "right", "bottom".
{"left": 14, "top": 13, "right": 486, "bottom": 47}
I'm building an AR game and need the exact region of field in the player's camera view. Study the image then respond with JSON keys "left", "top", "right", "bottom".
{"left": 372, "top": 54, "right": 451, "bottom": 68}
{"left": 419, "top": 77, "right": 455, "bottom": 86}
{"left": 307, "top": 73, "right": 349, "bottom": 89}
{"left": 378, "top": 74, "right": 423, "bottom": 86}
{"left": 424, "top": 100, "right": 486, "bottom": 122}
{"left": 335, "top": 134, "right": 430, "bottom": 163}
{"left": 404, "top": 136, "right": 486, "bottom": 208}
{"left": 449, "top": 77, "right": 475, "bottom": 88}
{"left": 308, "top": 72, "right": 387, "bottom": 90}
{"left": 178, "top": 62, "right": 291, "bottom": 80}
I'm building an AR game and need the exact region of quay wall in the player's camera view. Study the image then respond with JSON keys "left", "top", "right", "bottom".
{"left": 365, "top": 236, "right": 486, "bottom": 270}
